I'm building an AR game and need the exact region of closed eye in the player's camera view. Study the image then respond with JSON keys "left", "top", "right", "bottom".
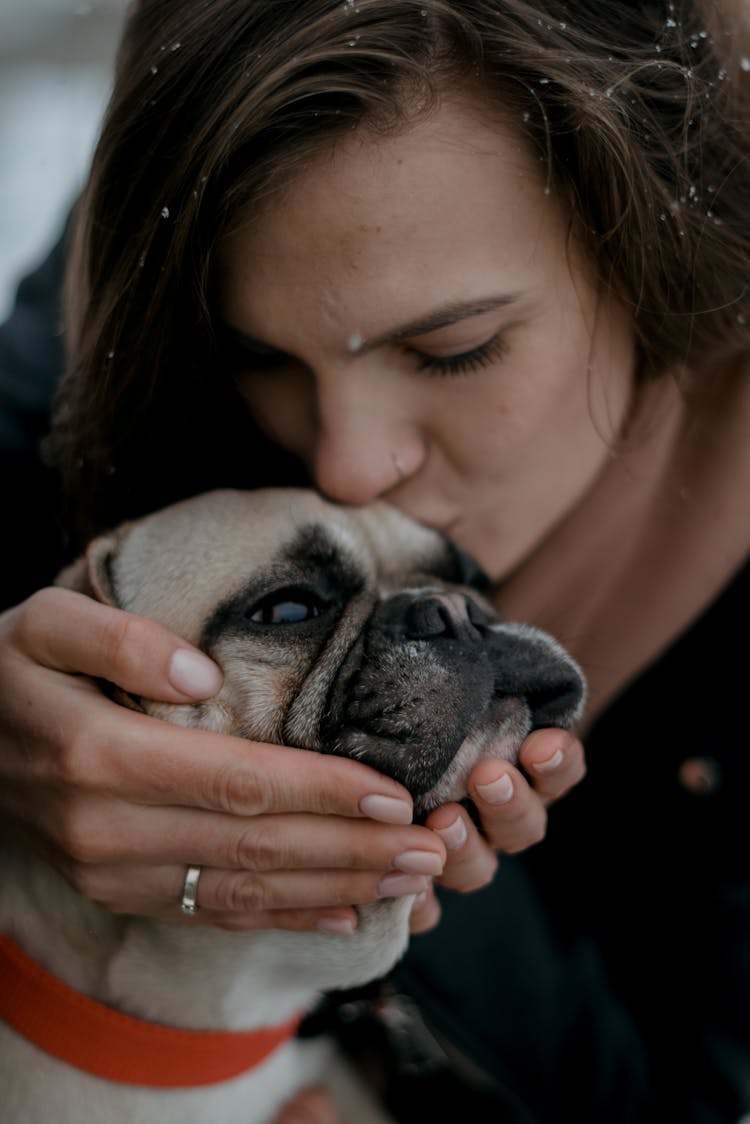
{"left": 245, "top": 587, "right": 332, "bottom": 625}
{"left": 410, "top": 333, "right": 508, "bottom": 377}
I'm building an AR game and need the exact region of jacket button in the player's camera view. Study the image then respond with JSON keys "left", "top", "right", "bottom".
{"left": 677, "top": 756, "right": 723, "bottom": 795}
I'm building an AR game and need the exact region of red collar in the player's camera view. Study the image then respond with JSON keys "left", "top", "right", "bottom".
{"left": 0, "top": 934, "right": 301, "bottom": 1087}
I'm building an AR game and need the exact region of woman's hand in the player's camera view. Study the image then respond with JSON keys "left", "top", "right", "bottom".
{"left": 273, "top": 1086, "right": 340, "bottom": 1124}
{"left": 411, "top": 728, "right": 586, "bottom": 932}
{"left": 0, "top": 587, "right": 447, "bottom": 934}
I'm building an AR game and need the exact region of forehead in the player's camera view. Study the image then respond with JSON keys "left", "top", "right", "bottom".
{"left": 218, "top": 97, "right": 566, "bottom": 338}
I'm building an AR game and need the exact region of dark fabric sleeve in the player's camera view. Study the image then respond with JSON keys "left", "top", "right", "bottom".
{"left": 0, "top": 232, "right": 70, "bottom": 608}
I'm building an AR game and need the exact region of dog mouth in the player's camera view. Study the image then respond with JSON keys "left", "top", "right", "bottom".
{"left": 317, "top": 596, "right": 585, "bottom": 815}
{"left": 281, "top": 587, "right": 584, "bottom": 819}
{"left": 320, "top": 627, "right": 504, "bottom": 803}
{"left": 410, "top": 703, "right": 533, "bottom": 816}
{"left": 320, "top": 645, "right": 544, "bottom": 815}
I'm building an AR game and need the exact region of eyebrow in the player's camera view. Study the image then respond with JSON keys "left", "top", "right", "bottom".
{"left": 220, "top": 293, "right": 520, "bottom": 360}
{"left": 353, "top": 293, "right": 520, "bottom": 353}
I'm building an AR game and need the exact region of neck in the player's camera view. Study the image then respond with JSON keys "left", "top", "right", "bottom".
{"left": 496, "top": 360, "right": 750, "bottom": 725}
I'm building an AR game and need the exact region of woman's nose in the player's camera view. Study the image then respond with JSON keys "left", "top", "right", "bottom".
{"left": 310, "top": 383, "right": 426, "bottom": 506}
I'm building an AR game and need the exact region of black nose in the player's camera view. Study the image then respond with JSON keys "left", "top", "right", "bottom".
{"left": 378, "top": 592, "right": 492, "bottom": 641}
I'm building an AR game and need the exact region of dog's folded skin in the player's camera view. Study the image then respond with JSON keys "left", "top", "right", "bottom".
{"left": 0, "top": 489, "right": 585, "bottom": 1123}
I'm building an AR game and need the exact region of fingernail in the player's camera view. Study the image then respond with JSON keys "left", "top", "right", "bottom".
{"left": 169, "top": 649, "right": 223, "bottom": 697}
{"left": 393, "top": 850, "right": 445, "bottom": 876}
{"left": 531, "top": 748, "right": 565, "bottom": 774}
{"left": 412, "top": 890, "right": 429, "bottom": 909}
{"left": 316, "top": 916, "right": 356, "bottom": 936}
{"left": 433, "top": 816, "right": 468, "bottom": 851}
{"left": 378, "top": 873, "right": 430, "bottom": 898}
{"left": 476, "top": 773, "right": 514, "bottom": 806}
{"left": 359, "top": 794, "right": 413, "bottom": 825}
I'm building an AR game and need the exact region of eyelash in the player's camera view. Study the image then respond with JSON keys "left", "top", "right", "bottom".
{"left": 224, "top": 332, "right": 509, "bottom": 379}
{"left": 411, "top": 334, "right": 508, "bottom": 377}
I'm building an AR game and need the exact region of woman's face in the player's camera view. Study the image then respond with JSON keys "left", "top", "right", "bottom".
{"left": 219, "top": 98, "right": 636, "bottom": 580}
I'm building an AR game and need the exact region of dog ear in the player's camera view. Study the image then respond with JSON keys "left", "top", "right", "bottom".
{"left": 56, "top": 533, "right": 123, "bottom": 608}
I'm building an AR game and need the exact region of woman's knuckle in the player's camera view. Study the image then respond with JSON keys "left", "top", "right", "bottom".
{"left": 67, "top": 861, "right": 106, "bottom": 902}
{"left": 65, "top": 859, "right": 93, "bottom": 895}
{"left": 54, "top": 730, "right": 94, "bottom": 788}
{"left": 53, "top": 802, "right": 114, "bottom": 865}
{"left": 233, "top": 821, "right": 281, "bottom": 870}
{"left": 503, "top": 812, "right": 547, "bottom": 853}
{"left": 212, "top": 767, "right": 267, "bottom": 816}
{"left": 58, "top": 820, "right": 100, "bottom": 865}
{"left": 215, "top": 871, "right": 266, "bottom": 913}
{"left": 5, "top": 590, "right": 52, "bottom": 647}
{"left": 99, "top": 611, "right": 142, "bottom": 672}
{"left": 461, "top": 857, "right": 499, "bottom": 892}
{"left": 55, "top": 718, "right": 111, "bottom": 792}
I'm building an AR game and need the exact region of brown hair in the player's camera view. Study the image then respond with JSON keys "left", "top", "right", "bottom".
{"left": 54, "top": 0, "right": 750, "bottom": 544}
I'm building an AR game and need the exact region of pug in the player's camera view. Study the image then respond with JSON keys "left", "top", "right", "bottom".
{"left": 0, "top": 488, "right": 585, "bottom": 1124}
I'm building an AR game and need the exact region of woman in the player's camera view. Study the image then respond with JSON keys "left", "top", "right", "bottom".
{"left": 1, "top": 1, "right": 749, "bottom": 1121}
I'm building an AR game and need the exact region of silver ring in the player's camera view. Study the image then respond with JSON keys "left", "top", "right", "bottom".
{"left": 180, "top": 865, "right": 202, "bottom": 915}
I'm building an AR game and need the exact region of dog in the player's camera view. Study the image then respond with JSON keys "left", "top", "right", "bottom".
{"left": 0, "top": 488, "right": 585, "bottom": 1123}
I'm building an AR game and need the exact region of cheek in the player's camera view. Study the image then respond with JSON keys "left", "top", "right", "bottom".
{"left": 436, "top": 355, "right": 591, "bottom": 470}
{"left": 470, "top": 304, "right": 631, "bottom": 453}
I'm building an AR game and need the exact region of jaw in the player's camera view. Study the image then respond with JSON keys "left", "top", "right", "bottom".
{"left": 410, "top": 697, "right": 532, "bottom": 816}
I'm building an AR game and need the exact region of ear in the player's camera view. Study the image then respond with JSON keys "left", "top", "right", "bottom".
{"left": 55, "top": 533, "right": 123, "bottom": 608}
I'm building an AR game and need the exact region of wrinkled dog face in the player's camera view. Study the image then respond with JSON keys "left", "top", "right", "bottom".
{"left": 66, "top": 489, "right": 585, "bottom": 815}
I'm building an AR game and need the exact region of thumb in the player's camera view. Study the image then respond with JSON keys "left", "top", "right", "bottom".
{"left": 14, "top": 587, "right": 223, "bottom": 703}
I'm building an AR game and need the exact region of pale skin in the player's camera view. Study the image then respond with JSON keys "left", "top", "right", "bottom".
{"left": 3, "top": 89, "right": 750, "bottom": 1122}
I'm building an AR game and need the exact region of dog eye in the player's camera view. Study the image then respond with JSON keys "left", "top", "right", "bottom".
{"left": 245, "top": 588, "right": 329, "bottom": 625}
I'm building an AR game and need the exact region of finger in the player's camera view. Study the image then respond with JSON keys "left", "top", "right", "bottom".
{"left": 111, "top": 718, "right": 416, "bottom": 821}
{"left": 41, "top": 799, "right": 445, "bottom": 873}
{"left": 409, "top": 886, "right": 442, "bottom": 934}
{"left": 187, "top": 865, "right": 432, "bottom": 915}
{"left": 70, "top": 861, "right": 431, "bottom": 920}
{"left": 467, "top": 761, "right": 548, "bottom": 854}
{"left": 10, "top": 675, "right": 415, "bottom": 825}
{"left": 273, "top": 1085, "right": 341, "bottom": 1124}
{"left": 8, "top": 587, "right": 223, "bottom": 702}
{"left": 518, "top": 728, "right": 586, "bottom": 802}
{"left": 427, "top": 803, "right": 498, "bottom": 891}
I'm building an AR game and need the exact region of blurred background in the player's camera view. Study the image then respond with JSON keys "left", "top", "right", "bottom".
{"left": 0, "top": 0, "right": 128, "bottom": 319}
